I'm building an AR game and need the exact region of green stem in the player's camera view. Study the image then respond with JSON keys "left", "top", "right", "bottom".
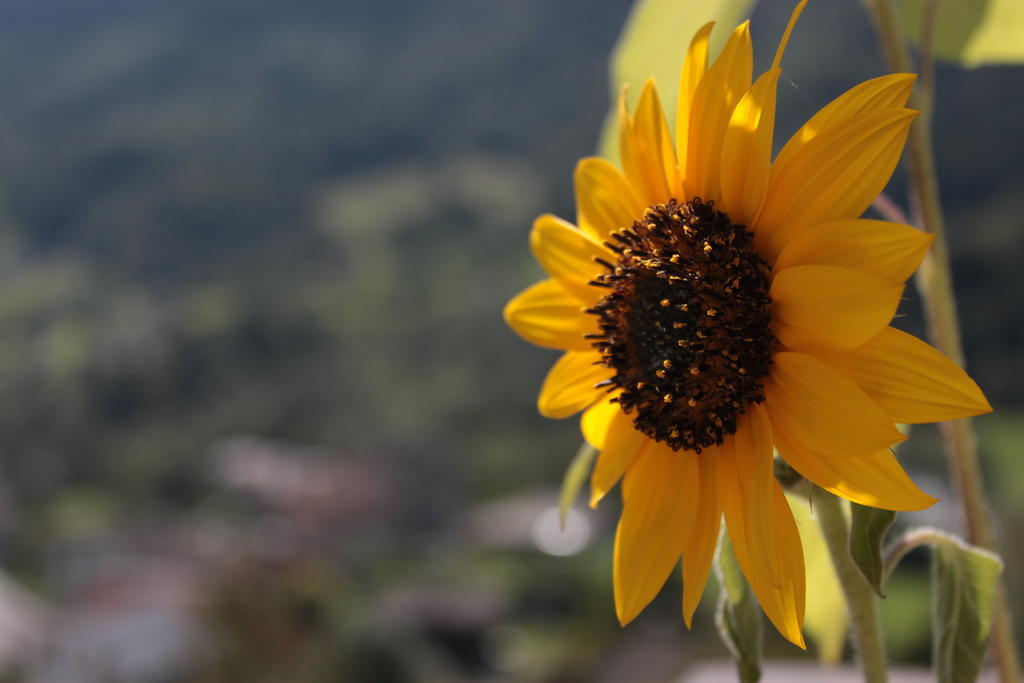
{"left": 862, "top": 2, "right": 1020, "bottom": 680}
{"left": 814, "top": 488, "right": 888, "bottom": 683}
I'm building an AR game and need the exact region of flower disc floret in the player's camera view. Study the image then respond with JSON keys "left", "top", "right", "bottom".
{"left": 588, "top": 199, "right": 776, "bottom": 452}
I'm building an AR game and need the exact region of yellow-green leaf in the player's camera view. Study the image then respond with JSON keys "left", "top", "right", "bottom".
{"left": 788, "top": 493, "right": 848, "bottom": 666}
{"left": 849, "top": 502, "right": 897, "bottom": 598}
{"left": 598, "top": 0, "right": 757, "bottom": 161}
{"left": 900, "top": 0, "right": 1024, "bottom": 67}
{"left": 559, "top": 442, "right": 598, "bottom": 527}
{"left": 932, "top": 533, "right": 1003, "bottom": 683}
{"left": 715, "top": 533, "right": 763, "bottom": 683}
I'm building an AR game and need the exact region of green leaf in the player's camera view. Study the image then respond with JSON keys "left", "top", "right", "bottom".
{"left": 559, "top": 442, "right": 597, "bottom": 527}
{"left": 931, "top": 533, "right": 1003, "bottom": 683}
{"left": 849, "top": 503, "right": 897, "bottom": 598}
{"left": 715, "top": 534, "right": 763, "bottom": 683}
{"left": 788, "top": 493, "right": 848, "bottom": 665}
{"left": 598, "top": 0, "right": 757, "bottom": 161}
{"left": 900, "top": 0, "right": 1024, "bottom": 68}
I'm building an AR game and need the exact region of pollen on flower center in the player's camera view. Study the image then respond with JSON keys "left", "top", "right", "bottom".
{"left": 587, "top": 198, "right": 776, "bottom": 452}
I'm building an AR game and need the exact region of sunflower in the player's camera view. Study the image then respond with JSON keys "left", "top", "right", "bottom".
{"left": 504, "top": 0, "right": 992, "bottom": 647}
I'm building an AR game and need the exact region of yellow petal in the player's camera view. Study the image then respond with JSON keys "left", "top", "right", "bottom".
{"left": 814, "top": 326, "right": 992, "bottom": 423}
{"left": 721, "top": 444, "right": 806, "bottom": 648}
{"left": 774, "top": 219, "right": 934, "bottom": 285}
{"left": 770, "top": 265, "right": 903, "bottom": 352}
{"left": 718, "top": 404, "right": 778, "bottom": 590}
{"left": 614, "top": 441, "right": 699, "bottom": 625}
{"left": 765, "top": 351, "right": 906, "bottom": 456}
{"left": 773, "top": 425, "right": 937, "bottom": 511}
{"left": 530, "top": 213, "right": 612, "bottom": 302}
{"left": 769, "top": 484, "right": 807, "bottom": 648}
{"left": 581, "top": 395, "right": 620, "bottom": 448}
{"left": 629, "top": 79, "right": 679, "bottom": 204}
{"left": 681, "top": 446, "right": 720, "bottom": 627}
{"left": 675, "top": 21, "right": 714, "bottom": 187}
{"left": 684, "top": 21, "right": 752, "bottom": 203}
{"left": 504, "top": 279, "right": 598, "bottom": 351}
{"left": 756, "top": 108, "right": 918, "bottom": 262}
{"left": 719, "top": 68, "right": 781, "bottom": 226}
{"left": 538, "top": 350, "right": 611, "bottom": 419}
{"left": 715, "top": 0, "right": 805, "bottom": 223}
{"left": 773, "top": 73, "right": 916, "bottom": 171}
{"left": 618, "top": 87, "right": 644, "bottom": 204}
{"left": 575, "top": 157, "right": 644, "bottom": 242}
{"left": 589, "top": 405, "right": 647, "bottom": 507}
{"left": 771, "top": 0, "right": 810, "bottom": 70}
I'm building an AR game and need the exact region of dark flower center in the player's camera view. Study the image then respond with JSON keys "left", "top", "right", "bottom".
{"left": 587, "top": 198, "right": 776, "bottom": 452}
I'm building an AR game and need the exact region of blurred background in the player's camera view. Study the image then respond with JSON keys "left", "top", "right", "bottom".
{"left": 0, "top": 0, "right": 1019, "bottom": 681}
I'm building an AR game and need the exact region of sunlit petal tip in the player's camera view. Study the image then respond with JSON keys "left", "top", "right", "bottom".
{"left": 719, "top": 67, "right": 782, "bottom": 225}
{"left": 503, "top": 279, "right": 597, "bottom": 351}
{"left": 684, "top": 19, "right": 753, "bottom": 202}
{"left": 614, "top": 577, "right": 654, "bottom": 626}
{"left": 772, "top": 421, "right": 936, "bottom": 511}
{"left": 814, "top": 326, "right": 995, "bottom": 423}
{"left": 626, "top": 78, "right": 678, "bottom": 204}
{"left": 574, "top": 156, "right": 644, "bottom": 242}
{"left": 728, "top": 21, "right": 753, "bottom": 62}
{"left": 615, "top": 597, "right": 644, "bottom": 627}
{"left": 676, "top": 22, "right": 715, "bottom": 174}
{"left": 873, "top": 484, "right": 939, "bottom": 513}
{"left": 537, "top": 351, "right": 610, "bottom": 419}
{"left": 769, "top": 73, "right": 920, "bottom": 180}
{"left": 681, "top": 604, "right": 696, "bottom": 630}
{"left": 614, "top": 585, "right": 644, "bottom": 626}
{"left": 529, "top": 213, "right": 613, "bottom": 301}
{"left": 616, "top": 83, "right": 631, "bottom": 116}
{"left": 500, "top": 295, "right": 516, "bottom": 327}
{"left": 771, "top": 0, "right": 810, "bottom": 71}
{"left": 617, "top": 83, "right": 633, "bottom": 131}
{"left": 892, "top": 72, "right": 918, "bottom": 88}
{"left": 962, "top": 388, "right": 992, "bottom": 416}
{"left": 502, "top": 293, "right": 530, "bottom": 339}
{"left": 791, "top": 631, "right": 808, "bottom": 650}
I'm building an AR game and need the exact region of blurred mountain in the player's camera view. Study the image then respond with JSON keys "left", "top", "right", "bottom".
{"left": 0, "top": 0, "right": 631, "bottom": 528}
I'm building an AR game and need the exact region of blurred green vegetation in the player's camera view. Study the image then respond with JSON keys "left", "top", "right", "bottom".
{"left": 0, "top": 0, "right": 1019, "bottom": 680}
